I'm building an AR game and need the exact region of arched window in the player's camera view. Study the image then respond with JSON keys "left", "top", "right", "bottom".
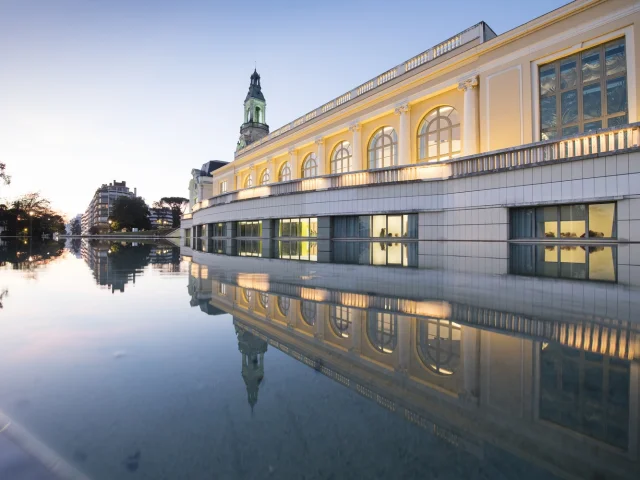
{"left": 330, "top": 306, "right": 352, "bottom": 338}
{"left": 244, "top": 174, "right": 253, "bottom": 188}
{"left": 301, "top": 153, "right": 318, "bottom": 178}
{"left": 243, "top": 288, "right": 253, "bottom": 303}
{"left": 258, "top": 292, "right": 269, "bottom": 309}
{"left": 277, "top": 296, "right": 290, "bottom": 316}
{"left": 416, "top": 319, "right": 460, "bottom": 375}
{"left": 367, "top": 312, "right": 397, "bottom": 354}
{"left": 300, "top": 301, "right": 316, "bottom": 326}
{"left": 331, "top": 141, "right": 352, "bottom": 174}
{"left": 417, "top": 106, "right": 461, "bottom": 162}
{"left": 368, "top": 127, "right": 398, "bottom": 169}
{"left": 260, "top": 168, "right": 270, "bottom": 185}
{"left": 278, "top": 162, "right": 291, "bottom": 182}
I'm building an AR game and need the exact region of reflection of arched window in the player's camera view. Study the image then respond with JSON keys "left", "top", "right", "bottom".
{"left": 277, "top": 296, "right": 290, "bottom": 316}
{"left": 243, "top": 288, "right": 253, "bottom": 303}
{"left": 416, "top": 319, "right": 460, "bottom": 375}
{"left": 330, "top": 306, "right": 352, "bottom": 338}
{"left": 367, "top": 312, "right": 397, "bottom": 353}
{"left": 244, "top": 174, "right": 253, "bottom": 188}
{"left": 278, "top": 162, "right": 291, "bottom": 182}
{"left": 417, "top": 106, "right": 461, "bottom": 162}
{"left": 368, "top": 127, "right": 397, "bottom": 169}
{"left": 331, "top": 141, "right": 352, "bottom": 174}
{"left": 260, "top": 168, "right": 270, "bottom": 185}
{"left": 300, "top": 301, "right": 316, "bottom": 326}
{"left": 301, "top": 153, "right": 318, "bottom": 178}
{"left": 259, "top": 292, "right": 269, "bottom": 309}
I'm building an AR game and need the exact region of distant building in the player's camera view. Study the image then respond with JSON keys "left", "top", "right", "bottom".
{"left": 149, "top": 207, "right": 172, "bottom": 229}
{"left": 82, "top": 180, "right": 137, "bottom": 234}
{"left": 187, "top": 161, "right": 227, "bottom": 214}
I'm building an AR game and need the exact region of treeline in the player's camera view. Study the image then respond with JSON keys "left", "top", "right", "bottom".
{"left": 0, "top": 192, "right": 66, "bottom": 237}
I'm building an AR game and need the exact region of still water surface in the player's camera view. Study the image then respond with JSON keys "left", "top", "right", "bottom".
{"left": 0, "top": 239, "right": 638, "bottom": 479}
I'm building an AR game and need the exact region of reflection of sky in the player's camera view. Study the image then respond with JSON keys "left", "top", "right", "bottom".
{"left": 0, "top": 0, "right": 568, "bottom": 216}
{"left": 0, "top": 251, "right": 557, "bottom": 479}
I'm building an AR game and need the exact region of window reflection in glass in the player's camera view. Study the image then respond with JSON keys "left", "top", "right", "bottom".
{"left": 330, "top": 306, "right": 352, "bottom": 338}
{"left": 536, "top": 207, "right": 558, "bottom": 238}
{"left": 367, "top": 312, "right": 397, "bottom": 354}
{"left": 416, "top": 319, "right": 461, "bottom": 376}
{"left": 300, "top": 301, "right": 316, "bottom": 326}
{"left": 560, "top": 205, "right": 586, "bottom": 238}
{"left": 277, "top": 297, "right": 290, "bottom": 316}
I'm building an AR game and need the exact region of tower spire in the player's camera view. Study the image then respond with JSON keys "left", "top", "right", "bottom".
{"left": 237, "top": 68, "right": 269, "bottom": 151}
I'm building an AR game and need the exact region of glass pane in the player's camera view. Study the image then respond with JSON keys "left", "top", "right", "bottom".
{"left": 451, "top": 125, "right": 461, "bottom": 154}
{"left": 536, "top": 207, "right": 558, "bottom": 238}
{"left": 605, "top": 40, "right": 626, "bottom": 77}
{"left": 373, "top": 215, "right": 387, "bottom": 238}
{"left": 588, "top": 203, "right": 615, "bottom": 238}
{"left": 539, "top": 245, "right": 560, "bottom": 278}
{"left": 387, "top": 216, "right": 402, "bottom": 238}
{"left": 589, "top": 246, "right": 615, "bottom": 281}
{"left": 561, "top": 90, "right": 578, "bottom": 125}
{"left": 584, "top": 120, "right": 602, "bottom": 132}
{"left": 581, "top": 49, "right": 601, "bottom": 83}
{"left": 607, "top": 114, "right": 627, "bottom": 128}
{"left": 582, "top": 83, "right": 601, "bottom": 120}
{"left": 387, "top": 243, "right": 402, "bottom": 265}
{"left": 359, "top": 216, "right": 371, "bottom": 238}
{"left": 540, "top": 96, "right": 557, "bottom": 130}
{"left": 560, "top": 205, "right": 587, "bottom": 239}
{"left": 440, "top": 129, "right": 450, "bottom": 155}
{"left": 541, "top": 129, "right": 557, "bottom": 141}
{"left": 606, "top": 77, "right": 627, "bottom": 115}
{"left": 310, "top": 218, "right": 318, "bottom": 237}
{"left": 540, "top": 65, "right": 556, "bottom": 96}
{"left": 562, "top": 126, "right": 579, "bottom": 137}
{"left": 560, "top": 57, "right": 577, "bottom": 89}
{"left": 428, "top": 133, "right": 438, "bottom": 158}
{"left": 372, "top": 241, "right": 387, "bottom": 265}
{"left": 560, "top": 246, "right": 587, "bottom": 279}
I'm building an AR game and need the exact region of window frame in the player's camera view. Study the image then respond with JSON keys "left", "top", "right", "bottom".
{"left": 278, "top": 162, "right": 292, "bottom": 182}
{"left": 259, "top": 168, "right": 270, "bottom": 185}
{"left": 301, "top": 153, "right": 318, "bottom": 178}
{"left": 330, "top": 140, "right": 353, "bottom": 174}
{"left": 417, "top": 106, "right": 461, "bottom": 162}
{"left": 368, "top": 126, "right": 398, "bottom": 169}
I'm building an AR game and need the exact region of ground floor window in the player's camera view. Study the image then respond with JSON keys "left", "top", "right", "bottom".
{"left": 237, "top": 239, "right": 262, "bottom": 257}
{"left": 333, "top": 214, "right": 418, "bottom": 239}
{"left": 207, "top": 239, "right": 226, "bottom": 254}
{"left": 332, "top": 241, "right": 418, "bottom": 267}
{"left": 277, "top": 240, "right": 317, "bottom": 261}
{"left": 208, "top": 222, "right": 226, "bottom": 237}
{"left": 238, "top": 221, "right": 262, "bottom": 237}
{"left": 510, "top": 203, "right": 616, "bottom": 240}
{"left": 510, "top": 244, "right": 616, "bottom": 282}
{"left": 277, "top": 218, "right": 317, "bottom": 237}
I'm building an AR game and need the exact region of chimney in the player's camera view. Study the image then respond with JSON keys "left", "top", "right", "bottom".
{"left": 134, "top": 187, "right": 137, "bottom": 197}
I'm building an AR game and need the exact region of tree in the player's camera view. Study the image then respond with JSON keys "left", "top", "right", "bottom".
{"left": 12, "top": 192, "right": 52, "bottom": 216}
{"left": 0, "top": 163, "right": 9, "bottom": 186}
{"left": 157, "top": 197, "right": 189, "bottom": 228}
{"left": 89, "top": 225, "right": 100, "bottom": 235}
{"left": 111, "top": 196, "right": 151, "bottom": 231}
{"left": 70, "top": 218, "right": 82, "bottom": 235}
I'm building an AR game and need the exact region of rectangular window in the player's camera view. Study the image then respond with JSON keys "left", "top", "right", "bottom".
{"left": 237, "top": 239, "right": 262, "bottom": 256}
{"left": 539, "top": 38, "right": 627, "bottom": 140}
{"left": 332, "top": 241, "right": 418, "bottom": 268}
{"left": 277, "top": 218, "right": 318, "bottom": 238}
{"left": 237, "top": 221, "right": 262, "bottom": 238}
{"left": 333, "top": 214, "right": 418, "bottom": 239}
{"left": 510, "top": 203, "right": 615, "bottom": 240}
{"left": 209, "top": 223, "right": 226, "bottom": 237}
{"left": 277, "top": 241, "right": 318, "bottom": 262}
{"left": 220, "top": 181, "right": 228, "bottom": 194}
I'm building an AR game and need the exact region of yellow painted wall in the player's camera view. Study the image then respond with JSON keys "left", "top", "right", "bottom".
{"left": 324, "top": 129, "right": 352, "bottom": 172}
{"left": 360, "top": 112, "right": 400, "bottom": 168}
{"left": 485, "top": 67, "right": 522, "bottom": 150}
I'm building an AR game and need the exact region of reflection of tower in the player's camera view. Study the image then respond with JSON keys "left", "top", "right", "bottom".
{"left": 235, "top": 325, "right": 268, "bottom": 410}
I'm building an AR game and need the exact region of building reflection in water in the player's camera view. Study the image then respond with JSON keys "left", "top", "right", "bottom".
{"left": 82, "top": 240, "right": 181, "bottom": 293}
{"left": 186, "top": 257, "right": 640, "bottom": 480}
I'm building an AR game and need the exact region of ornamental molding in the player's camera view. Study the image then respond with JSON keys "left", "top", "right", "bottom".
{"left": 349, "top": 123, "right": 361, "bottom": 132}
{"left": 457, "top": 76, "right": 479, "bottom": 91}
{"left": 315, "top": 138, "right": 324, "bottom": 146}
{"left": 288, "top": 147, "right": 296, "bottom": 155}
{"left": 394, "top": 103, "right": 411, "bottom": 115}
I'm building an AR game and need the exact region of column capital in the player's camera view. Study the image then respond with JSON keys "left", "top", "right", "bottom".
{"left": 457, "top": 76, "right": 479, "bottom": 91}
{"left": 349, "top": 123, "right": 361, "bottom": 132}
{"left": 288, "top": 146, "right": 296, "bottom": 155}
{"left": 315, "top": 137, "right": 324, "bottom": 146}
{"left": 266, "top": 156, "right": 273, "bottom": 162}
{"left": 249, "top": 163, "right": 255, "bottom": 170}
{"left": 394, "top": 103, "right": 411, "bottom": 115}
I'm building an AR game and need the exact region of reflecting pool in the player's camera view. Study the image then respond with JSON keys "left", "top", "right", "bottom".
{"left": 0, "top": 239, "right": 639, "bottom": 480}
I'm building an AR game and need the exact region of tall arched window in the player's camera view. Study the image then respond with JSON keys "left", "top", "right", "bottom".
{"left": 330, "top": 306, "right": 352, "bottom": 338}
{"left": 260, "top": 168, "right": 270, "bottom": 185}
{"left": 417, "top": 106, "right": 461, "bottom": 162}
{"left": 277, "top": 296, "right": 290, "bottom": 316}
{"left": 367, "top": 312, "right": 397, "bottom": 354}
{"left": 244, "top": 174, "right": 253, "bottom": 188}
{"left": 278, "top": 162, "right": 291, "bottom": 182}
{"left": 300, "top": 301, "right": 316, "bottom": 326}
{"left": 258, "top": 292, "right": 269, "bottom": 309}
{"left": 301, "top": 153, "right": 318, "bottom": 178}
{"left": 331, "top": 141, "right": 352, "bottom": 174}
{"left": 416, "top": 319, "right": 460, "bottom": 375}
{"left": 368, "top": 127, "right": 397, "bottom": 169}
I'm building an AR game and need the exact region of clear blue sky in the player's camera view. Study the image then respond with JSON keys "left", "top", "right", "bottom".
{"left": 0, "top": 0, "right": 569, "bottom": 217}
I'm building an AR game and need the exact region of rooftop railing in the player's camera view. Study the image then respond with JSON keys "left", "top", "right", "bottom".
{"left": 189, "top": 123, "right": 640, "bottom": 213}
{"left": 234, "top": 23, "right": 486, "bottom": 158}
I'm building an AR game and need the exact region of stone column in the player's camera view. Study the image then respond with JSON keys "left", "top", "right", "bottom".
{"left": 396, "top": 315, "right": 410, "bottom": 374}
{"left": 462, "top": 326, "right": 480, "bottom": 402}
{"left": 314, "top": 304, "right": 325, "bottom": 341}
{"left": 458, "top": 76, "right": 479, "bottom": 156}
{"left": 266, "top": 157, "right": 273, "bottom": 184}
{"left": 316, "top": 138, "right": 326, "bottom": 176}
{"left": 395, "top": 103, "right": 411, "bottom": 165}
{"left": 349, "top": 123, "right": 362, "bottom": 171}
{"left": 288, "top": 147, "right": 298, "bottom": 180}
{"left": 350, "top": 309, "right": 363, "bottom": 355}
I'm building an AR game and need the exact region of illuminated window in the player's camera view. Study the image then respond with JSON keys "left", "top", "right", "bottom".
{"left": 539, "top": 38, "right": 627, "bottom": 140}
{"left": 244, "top": 174, "right": 253, "bottom": 188}
{"left": 278, "top": 218, "right": 318, "bottom": 237}
{"left": 331, "top": 141, "right": 352, "bottom": 174}
{"left": 238, "top": 221, "right": 262, "bottom": 237}
{"left": 260, "top": 168, "right": 270, "bottom": 185}
{"left": 368, "top": 127, "right": 397, "bottom": 169}
{"left": 417, "top": 106, "right": 461, "bottom": 161}
{"left": 300, "top": 301, "right": 316, "bottom": 326}
{"left": 330, "top": 306, "right": 352, "bottom": 338}
{"left": 416, "top": 319, "right": 460, "bottom": 375}
{"left": 242, "top": 288, "right": 253, "bottom": 303}
{"left": 367, "top": 312, "right": 397, "bottom": 353}
{"left": 277, "top": 296, "right": 290, "bottom": 316}
{"left": 301, "top": 153, "right": 318, "bottom": 178}
{"left": 278, "top": 162, "right": 292, "bottom": 182}
{"left": 220, "top": 180, "right": 228, "bottom": 194}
